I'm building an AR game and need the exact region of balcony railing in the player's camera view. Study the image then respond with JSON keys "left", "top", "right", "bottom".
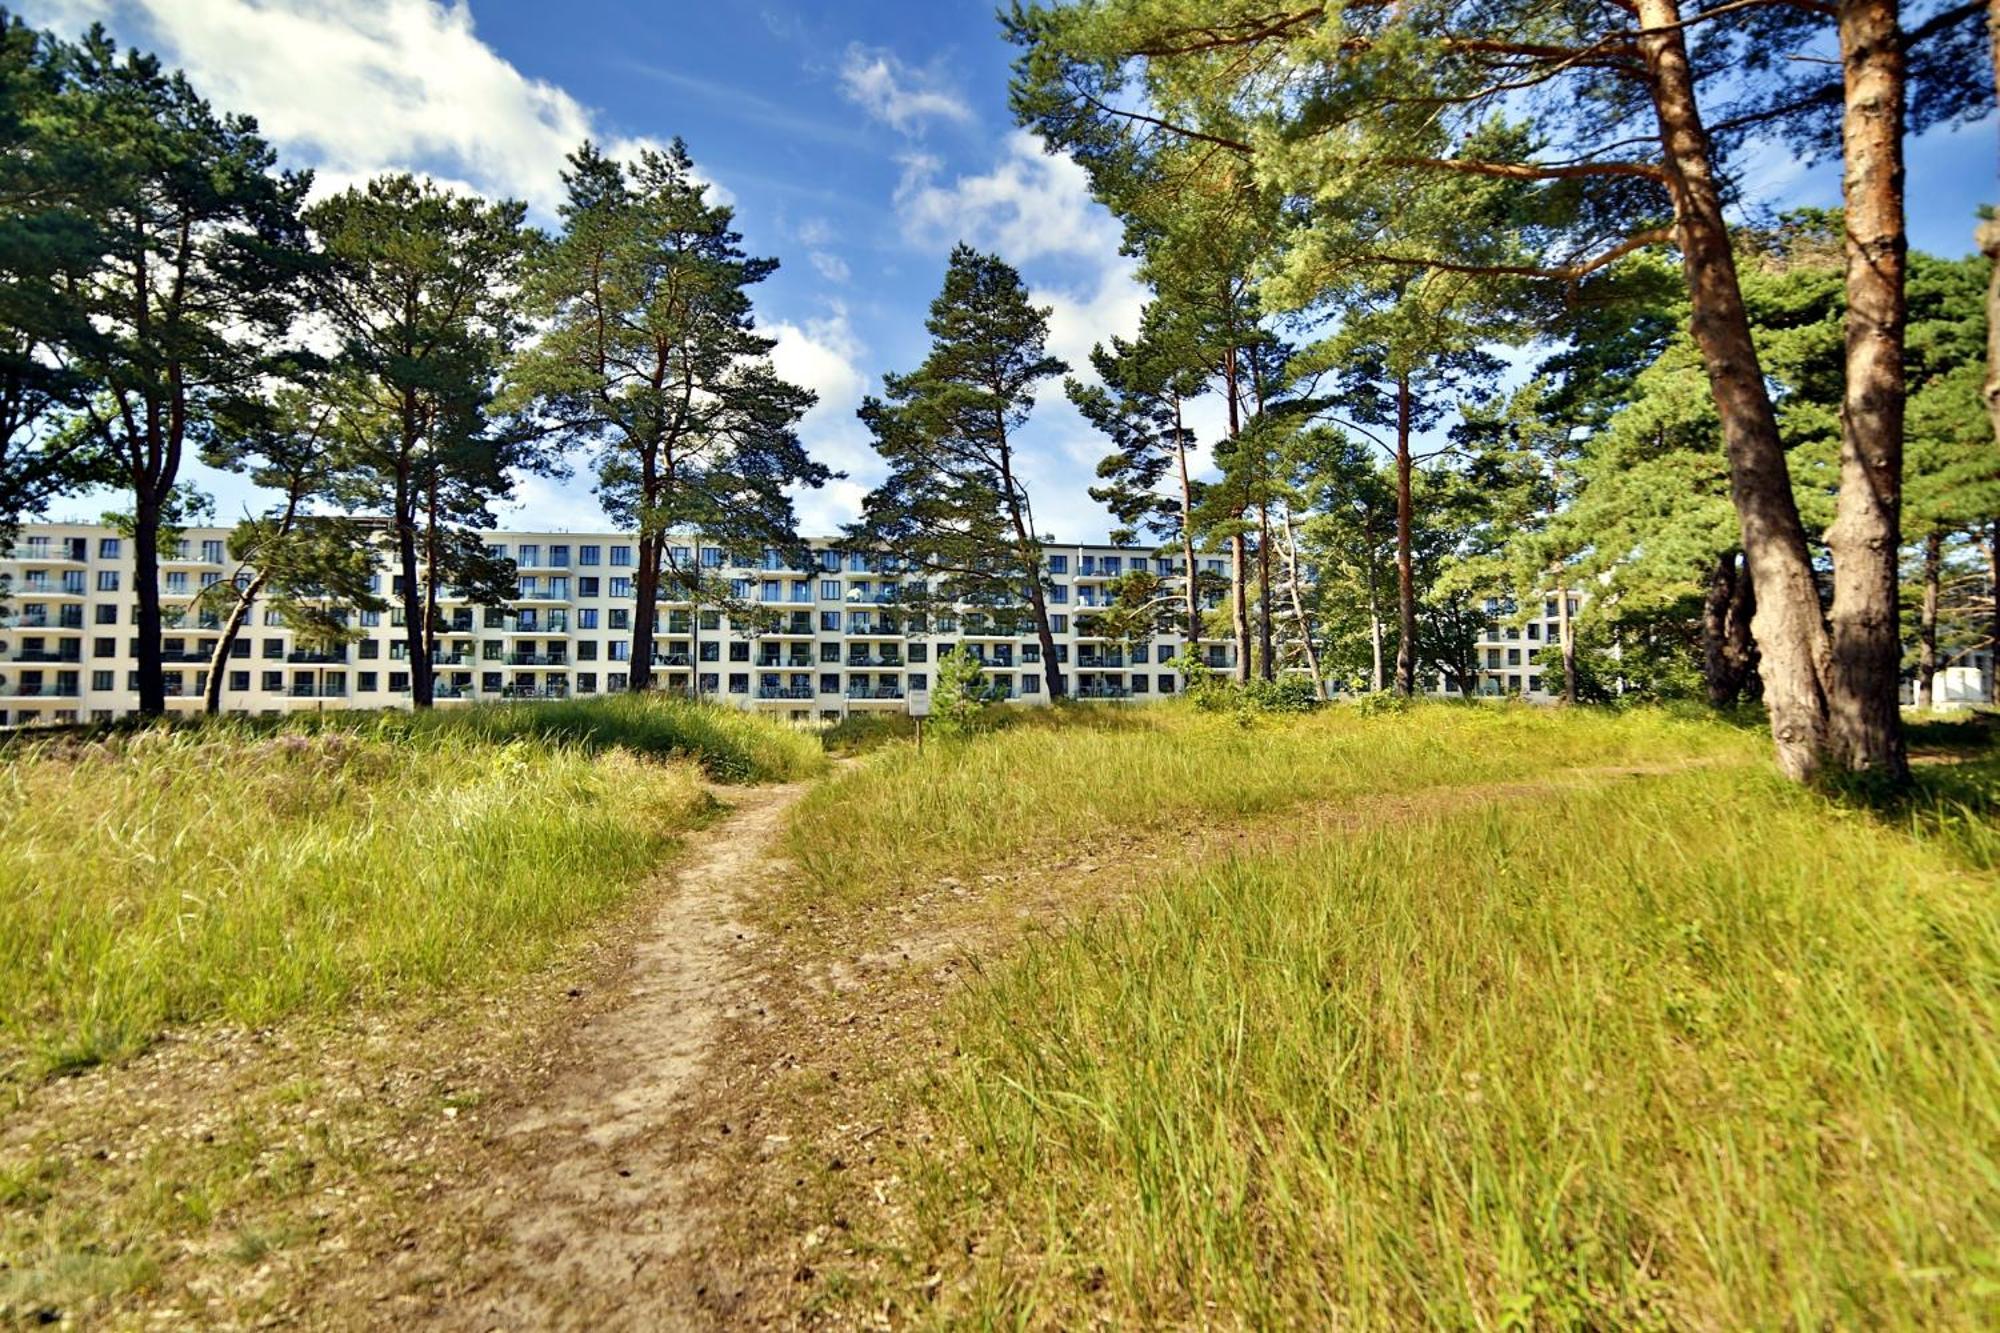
{"left": 756, "top": 685, "right": 812, "bottom": 700}
{"left": 846, "top": 686, "right": 906, "bottom": 700}
{"left": 6, "top": 684, "right": 81, "bottom": 697}
{"left": 289, "top": 685, "right": 348, "bottom": 698}
{"left": 1078, "top": 655, "right": 1126, "bottom": 669}
{"left": 845, "top": 655, "right": 904, "bottom": 668}
{"left": 287, "top": 650, "right": 348, "bottom": 664}
{"left": 507, "top": 652, "right": 568, "bottom": 666}
{"left": 756, "top": 656, "right": 813, "bottom": 669}
{"left": 651, "top": 652, "right": 692, "bottom": 667}
{"left": 12, "top": 649, "right": 82, "bottom": 663}
{"left": 1076, "top": 684, "right": 1131, "bottom": 699}
{"left": 499, "top": 685, "right": 570, "bottom": 699}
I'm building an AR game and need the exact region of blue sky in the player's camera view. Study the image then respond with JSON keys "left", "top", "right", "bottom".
{"left": 23, "top": 0, "right": 1998, "bottom": 541}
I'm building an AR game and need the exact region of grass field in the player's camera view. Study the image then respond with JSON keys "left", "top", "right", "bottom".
{"left": 0, "top": 695, "right": 815, "bottom": 1078}
{"left": 776, "top": 702, "right": 2000, "bottom": 1328}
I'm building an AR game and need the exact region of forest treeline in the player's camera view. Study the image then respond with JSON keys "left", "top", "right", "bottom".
{"left": 0, "top": 1, "right": 1994, "bottom": 790}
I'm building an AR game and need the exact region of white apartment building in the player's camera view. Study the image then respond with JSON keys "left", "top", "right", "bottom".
{"left": 1432, "top": 593, "right": 1583, "bottom": 700}
{"left": 0, "top": 523, "right": 1239, "bottom": 728}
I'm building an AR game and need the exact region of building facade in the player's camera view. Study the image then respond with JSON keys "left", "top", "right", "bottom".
{"left": 0, "top": 523, "right": 1239, "bottom": 727}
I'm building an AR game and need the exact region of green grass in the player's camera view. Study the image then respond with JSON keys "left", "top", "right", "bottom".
{"left": 785, "top": 707, "right": 2000, "bottom": 1327}
{"left": 784, "top": 701, "right": 1761, "bottom": 910}
{"left": 0, "top": 723, "right": 717, "bottom": 1077}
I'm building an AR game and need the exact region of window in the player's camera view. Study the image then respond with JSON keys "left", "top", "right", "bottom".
{"left": 609, "top": 641, "right": 630, "bottom": 662}
{"left": 819, "top": 611, "right": 840, "bottom": 631}
{"left": 229, "top": 670, "right": 251, "bottom": 691}
{"left": 819, "top": 673, "right": 840, "bottom": 694}
{"left": 95, "top": 604, "right": 118, "bottom": 625}
{"left": 1160, "top": 673, "right": 1176, "bottom": 694}
{"left": 389, "top": 671, "right": 409, "bottom": 692}
{"left": 762, "top": 579, "right": 782, "bottom": 602}
{"left": 610, "top": 577, "right": 633, "bottom": 599}
{"left": 1049, "top": 584, "right": 1067, "bottom": 604}
{"left": 91, "top": 670, "right": 113, "bottom": 691}
{"left": 578, "top": 608, "right": 598, "bottom": 629}
{"left": 263, "top": 639, "right": 284, "bottom": 660}
{"left": 820, "top": 579, "right": 841, "bottom": 601}
{"left": 1051, "top": 615, "right": 1068, "bottom": 633}
{"left": 1528, "top": 676, "right": 1542, "bottom": 693}
{"left": 579, "top": 577, "right": 599, "bottom": 598}
{"left": 96, "top": 570, "right": 120, "bottom": 591}
{"left": 1048, "top": 554, "right": 1068, "bottom": 574}
{"left": 517, "top": 544, "right": 539, "bottom": 567}
{"left": 1022, "top": 674, "right": 1040, "bottom": 694}
{"left": 98, "top": 537, "right": 121, "bottom": 559}
{"left": 262, "top": 670, "right": 283, "bottom": 691}
{"left": 609, "top": 545, "right": 633, "bottom": 567}
{"left": 702, "top": 546, "right": 724, "bottom": 568}
{"left": 359, "top": 609, "right": 380, "bottom": 627}
{"left": 579, "top": 544, "right": 601, "bottom": 566}
{"left": 728, "top": 672, "right": 748, "bottom": 694}
{"left": 1132, "top": 674, "right": 1149, "bottom": 693}
{"left": 549, "top": 544, "right": 570, "bottom": 567}
{"left": 487, "top": 543, "right": 509, "bottom": 561}
{"left": 231, "top": 639, "right": 251, "bottom": 659}
{"left": 164, "top": 572, "right": 188, "bottom": 593}
{"left": 92, "top": 637, "right": 114, "bottom": 658}
{"left": 820, "top": 642, "right": 840, "bottom": 663}
{"left": 357, "top": 671, "right": 377, "bottom": 692}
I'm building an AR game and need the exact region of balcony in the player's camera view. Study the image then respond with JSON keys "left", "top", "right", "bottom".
{"left": 3, "top": 543, "right": 87, "bottom": 564}
{"left": 11, "top": 649, "right": 82, "bottom": 664}
{"left": 845, "top": 654, "right": 904, "bottom": 668}
{"left": 651, "top": 652, "right": 692, "bottom": 667}
{"left": 766, "top": 617, "right": 816, "bottom": 637}
{"left": 0, "top": 614, "right": 84, "bottom": 631}
{"left": 756, "top": 685, "right": 812, "bottom": 700}
{"left": 159, "top": 650, "right": 214, "bottom": 664}
{"left": 507, "top": 651, "right": 569, "bottom": 667}
{"left": 432, "top": 651, "right": 474, "bottom": 666}
{"left": 845, "top": 685, "right": 906, "bottom": 701}
{"left": 1076, "top": 684, "right": 1132, "bottom": 700}
{"left": 14, "top": 583, "right": 85, "bottom": 600}
{"left": 1077, "top": 655, "right": 1126, "bottom": 669}
{"left": 508, "top": 623, "right": 570, "bottom": 637}
{"left": 288, "top": 684, "right": 348, "bottom": 698}
{"left": 1, "top": 684, "right": 80, "bottom": 698}
{"left": 287, "top": 649, "right": 348, "bottom": 664}
{"left": 498, "top": 685, "right": 570, "bottom": 700}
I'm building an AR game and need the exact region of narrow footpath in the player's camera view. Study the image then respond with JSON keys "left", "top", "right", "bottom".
{"left": 434, "top": 779, "right": 811, "bottom": 1331}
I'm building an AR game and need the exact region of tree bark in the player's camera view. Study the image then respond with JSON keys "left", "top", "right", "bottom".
{"left": 132, "top": 495, "right": 165, "bottom": 717}
{"left": 1173, "top": 390, "right": 1202, "bottom": 650}
{"left": 1555, "top": 585, "right": 1577, "bottom": 704}
{"left": 202, "top": 571, "right": 265, "bottom": 716}
{"left": 1917, "top": 529, "right": 1941, "bottom": 709}
{"left": 1392, "top": 371, "right": 1418, "bottom": 697}
{"left": 1702, "top": 550, "right": 1760, "bottom": 708}
{"left": 1229, "top": 534, "right": 1251, "bottom": 683}
{"left": 1991, "top": 520, "right": 1999, "bottom": 706}
{"left": 631, "top": 534, "right": 660, "bottom": 692}
{"left": 419, "top": 469, "right": 440, "bottom": 704}
{"left": 1636, "top": 0, "right": 1832, "bottom": 782}
{"left": 395, "top": 508, "right": 431, "bottom": 709}
{"left": 1281, "top": 509, "right": 1325, "bottom": 698}
{"left": 1256, "top": 501, "right": 1276, "bottom": 681}
{"left": 1823, "top": 0, "right": 1910, "bottom": 779}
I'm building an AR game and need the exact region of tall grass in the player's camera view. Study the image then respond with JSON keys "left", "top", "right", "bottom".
{"left": 0, "top": 727, "right": 714, "bottom": 1076}
{"left": 785, "top": 702, "right": 1761, "bottom": 907}
{"left": 894, "top": 765, "right": 2000, "bottom": 1327}
{"left": 285, "top": 692, "right": 829, "bottom": 782}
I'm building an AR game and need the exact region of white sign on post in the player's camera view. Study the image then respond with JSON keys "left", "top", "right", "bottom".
{"left": 906, "top": 689, "right": 932, "bottom": 718}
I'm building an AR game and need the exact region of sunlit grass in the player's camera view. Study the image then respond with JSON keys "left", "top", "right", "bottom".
{"left": 0, "top": 722, "right": 716, "bottom": 1077}
{"left": 783, "top": 701, "right": 1763, "bottom": 908}
{"left": 774, "top": 705, "right": 2000, "bottom": 1327}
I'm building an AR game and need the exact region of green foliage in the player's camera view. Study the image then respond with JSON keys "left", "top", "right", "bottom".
{"left": 928, "top": 645, "right": 992, "bottom": 740}
{"left": 850, "top": 247, "right": 1068, "bottom": 684}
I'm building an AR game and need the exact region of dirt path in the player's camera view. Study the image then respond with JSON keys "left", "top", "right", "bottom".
{"left": 436, "top": 779, "right": 810, "bottom": 1331}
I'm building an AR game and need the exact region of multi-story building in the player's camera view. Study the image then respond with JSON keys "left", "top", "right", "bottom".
{"left": 0, "top": 523, "right": 1239, "bottom": 727}
{"left": 1446, "top": 593, "right": 1584, "bottom": 699}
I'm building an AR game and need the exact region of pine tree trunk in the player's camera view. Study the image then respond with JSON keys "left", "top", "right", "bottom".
{"left": 1393, "top": 372, "right": 1418, "bottom": 698}
{"left": 1174, "top": 394, "right": 1202, "bottom": 650}
{"left": 419, "top": 474, "right": 440, "bottom": 705}
{"left": 1366, "top": 563, "right": 1384, "bottom": 693}
{"left": 132, "top": 495, "right": 165, "bottom": 717}
{"left": 1990, "top": 520, "right": 1999, "bottom": 706}
{"left": 202, "top": 572, "right": 265, "bottom": 716}
{"left": 1636, "top": 0, "right": 1832, "bottom": 782}
{"left": 631, "top": 535, "right": 660, "bottom": 692}
{"left": 1230, "top": 534, "right": 1251, "bottom": 683}
{"left": 1917, "top": 529, "right": 1941, "bottom": 709}
{"left": 1257, "top": 502, "right": 1276, "bottom": 681}
{"left": 1282, "top": 510, "right": 1324, "bottom": 699}
{"left": 1823, "top": 0, "right": 1910, "bottom": 780}
{"left": 396, "top": 510, "right": 431, "bottom": 710}
{"left": 1026, "top": 577, "right": 1065, "bottom": 700}
{"left": 1556, "top": 585, "right": 1577, "bottom": 704}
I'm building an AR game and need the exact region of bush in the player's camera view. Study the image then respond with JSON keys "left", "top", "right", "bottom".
{"left": 1186, "top": 672, "right": 1325, "bottom": 716}
{"left": 929, "top": 646, "right": 993, "bottom": 740}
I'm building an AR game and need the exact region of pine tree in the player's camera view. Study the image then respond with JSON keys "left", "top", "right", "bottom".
{"left": 311, "top": 175, "right": 535, "bottom": 708}
{"left": 509, "top": 141, "right": 827, "bottom": 691}
{"left": 68, "top": 27, "right": 313, "bottom": 717}
{"left": 851, "top": 246, "right": 1070, "bottom": 699}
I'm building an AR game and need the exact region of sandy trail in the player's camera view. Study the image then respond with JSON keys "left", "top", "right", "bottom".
{"left": 437, "top": 779, "right": 809, "bottom": 1331}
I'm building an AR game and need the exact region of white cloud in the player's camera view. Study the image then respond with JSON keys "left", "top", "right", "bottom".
{"left": 809, "top": 251, "right": 851, "bottom": 283}
{"left": 768, "top": 305, "right": 880, "bottom": 535}
{"left": 1031, "top": 255, "right": 1147, "bottom": 385}
{"left": 796, "top": 217, "right": 835, "bottom": 247}
{"left": 894, "top": 130, "right": 1124, "bottom": 263}
{"left": 837, "top": 43, "right": 972, "bottom": 135}
{"left": 22, "top": 0, "right": 702, "bottom": 217}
